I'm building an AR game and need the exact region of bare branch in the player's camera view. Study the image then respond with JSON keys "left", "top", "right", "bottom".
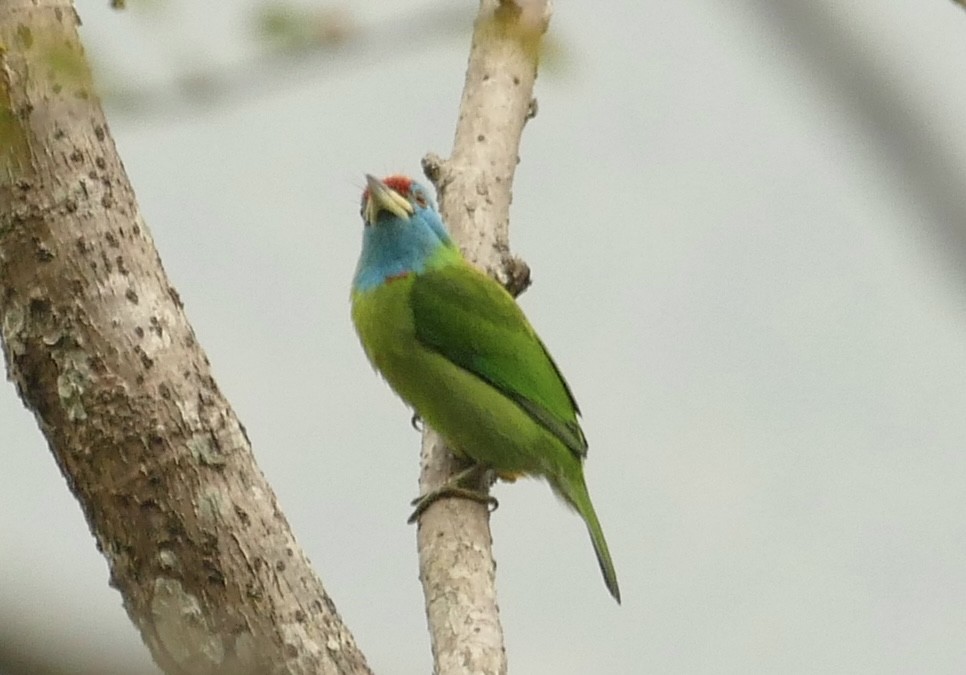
{"left": 0, "top": 3, "right": 369, "bottom": 673}
{"left": 747, "top": 0, "right": 966, "bottom": 288}
{"left": 0, "top": 612, "right": 153, "bottom": 675}
{"left": 100, "top": 5, "right": 471, "bottom": 120}
{"left": 414, "top": 2, "right": 551, "bottom": 673}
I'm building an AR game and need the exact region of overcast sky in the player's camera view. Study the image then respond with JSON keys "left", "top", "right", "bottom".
{"left": 3, "top": 1, "right": 966, "bottom": 673}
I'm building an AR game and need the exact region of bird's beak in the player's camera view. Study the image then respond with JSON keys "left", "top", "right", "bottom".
{"left": 364, "top": 174, "right": 414, "bottom": 225}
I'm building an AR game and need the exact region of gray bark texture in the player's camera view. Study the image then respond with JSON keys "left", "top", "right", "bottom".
{"left": 414, "top": 2, "right": 551, "bottom": 674}
{"left": 0, "top": 2, "right": 370, "bottom": 674}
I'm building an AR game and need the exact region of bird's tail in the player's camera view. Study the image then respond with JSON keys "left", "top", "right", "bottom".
{"left": 554, "top": 472, "right": 621, "bottom": 603}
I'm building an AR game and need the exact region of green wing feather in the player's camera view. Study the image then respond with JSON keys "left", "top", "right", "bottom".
{"left": 410, "top": 262, "right": 588, "bottom": 459}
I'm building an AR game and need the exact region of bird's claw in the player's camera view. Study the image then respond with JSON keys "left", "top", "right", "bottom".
{"left": 410, "top": 412, "right": 423, "bottom": 432}
{"left": 407, "top": 487, "right": 498, "bottom": 524}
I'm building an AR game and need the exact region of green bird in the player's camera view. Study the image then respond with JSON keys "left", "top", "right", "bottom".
{"left": 351, "top": 173, "right": 620, "bottom": 602}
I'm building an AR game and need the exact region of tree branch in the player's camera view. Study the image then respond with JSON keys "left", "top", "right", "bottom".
{"left": 0, "top": 611, "right": 151, "bottom": 675}
{"left": 0, "top": 3, "right": 369, "bottom": 673}
{"left": 100, "top": 5, "right": 471, "bottom": 121}
{"left": 746, "top": 0, "right": 966, "bottom": 289}
{"left": 414, "top": 2, "right": 550, "bottom": 673}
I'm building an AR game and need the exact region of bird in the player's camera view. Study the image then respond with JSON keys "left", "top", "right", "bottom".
{"left": 350, "top": 173, "right": 620, "bottom": 603}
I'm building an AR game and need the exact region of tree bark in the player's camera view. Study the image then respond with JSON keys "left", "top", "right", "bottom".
{"left": 413, "top": 2, "right": 551, "bottom": 674}
{"left": 0, "top": 3, "right": 369, "bottom": 674}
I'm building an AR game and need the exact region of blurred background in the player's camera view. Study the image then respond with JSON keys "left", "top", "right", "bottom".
{"left": 2, "top": 1, "right": 966, "bottom": 672}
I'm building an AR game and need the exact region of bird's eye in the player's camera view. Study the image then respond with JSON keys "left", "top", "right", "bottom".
{"left": 413, "top": 192, "right": 428, "bottom": 208}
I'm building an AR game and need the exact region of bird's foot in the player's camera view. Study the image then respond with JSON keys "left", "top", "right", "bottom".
{"left": 407, "top": 487, "right": 498, "bottom": 524}
{"left": 407, "top": 465, "right": 498, "bottom": 524}
{"left": 410, "top": 412, "right": 423, "bottom": 432}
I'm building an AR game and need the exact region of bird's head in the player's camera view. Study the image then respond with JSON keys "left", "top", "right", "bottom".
{"left": 362, "top": 174, "right": 421, "bottom": 224}
{"left": 353, "top": 174, "right": 455, "bottom": 292}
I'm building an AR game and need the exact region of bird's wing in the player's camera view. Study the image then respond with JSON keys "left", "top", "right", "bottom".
{"left": 410, "top": 263, "right": 588, "bottom": 458}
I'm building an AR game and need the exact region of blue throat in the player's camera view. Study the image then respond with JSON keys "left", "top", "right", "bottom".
{"left": 353, "top": 210, "right": 453, "bottom": 293}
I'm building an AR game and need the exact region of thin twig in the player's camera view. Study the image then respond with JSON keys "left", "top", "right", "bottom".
{"left": 413, "top": 2, "right": 551, "bottom": 674}
{"left": 99, "top": 5, "right": 470, "bottom": 121}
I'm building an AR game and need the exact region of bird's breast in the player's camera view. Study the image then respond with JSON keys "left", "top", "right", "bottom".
{"left": 351, "top": 277, "right": 420, "bottom": 372}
